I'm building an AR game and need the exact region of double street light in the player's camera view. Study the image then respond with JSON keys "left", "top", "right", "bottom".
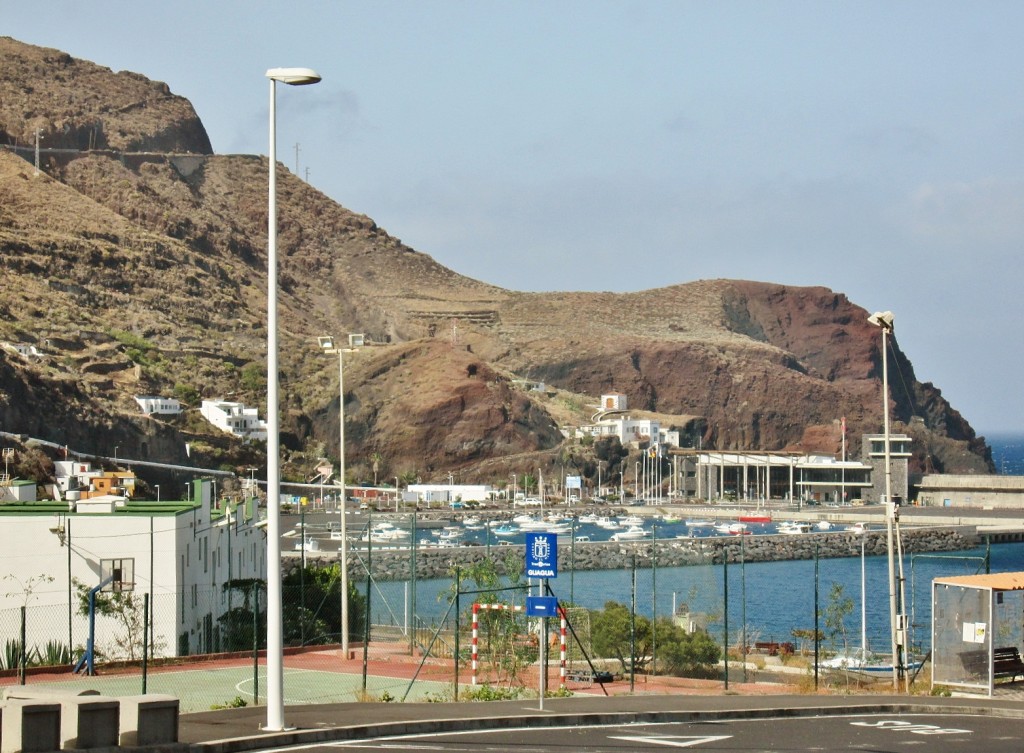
{"left": 318, "top": 335, "right": 359, "bottom": 658}
{"left": 265, "top": 65, "right": 321, "bottom": 733}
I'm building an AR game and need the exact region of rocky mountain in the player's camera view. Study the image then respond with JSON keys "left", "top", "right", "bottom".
{"left": 0, "top": 38, "right": 992, "bottom": 494}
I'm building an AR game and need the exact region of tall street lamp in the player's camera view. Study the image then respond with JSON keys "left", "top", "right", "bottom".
{"left": 868, "top": 309, "right": 901, "bottom": 691}
{"left": 318, "top": 335, "right": 358, "bottom": 657}
{"left": 265, "top": 65, "right": 321, "bottom": 733}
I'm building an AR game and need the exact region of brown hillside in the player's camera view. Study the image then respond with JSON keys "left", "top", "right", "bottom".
{"left": 0, "top": 38, "right": 991, "bottom": 492}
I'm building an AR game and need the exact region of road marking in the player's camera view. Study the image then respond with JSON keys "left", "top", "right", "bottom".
{"left": 851, "top": 720, "right": 972, "bottom": 735}
{"left": 608, "top": 735, "right": 733, "bottom": 748}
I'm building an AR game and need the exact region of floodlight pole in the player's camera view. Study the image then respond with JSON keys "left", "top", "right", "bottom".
{"left": 870, "top": 311, "right": 900, "bottom": 691}
{"left": 320, "top": 338, "right": 357, "bottom": 657}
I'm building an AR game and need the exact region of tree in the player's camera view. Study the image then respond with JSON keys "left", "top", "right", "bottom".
{"left": 282, "top": 563, "right": 365, "bottom": 645}
{"left": 73, "top": 579, "right": 151, "bottom": 662}
{"left": 591, "top": 601, "right": 720, "bottom": 677}
{"left": 654, "top": 619, "right": 721, "bottom": 677}
{"left": 521, "top": 474, "right": 537, "bottom": 496}
{"left": 591, "top": 600, "right": 652, "bottom": 673}
{"left": 824, "top": 582, "right": 855, "bottom": 657}
{"left": 218, "top": 578, "right": 265, "bottom": 653}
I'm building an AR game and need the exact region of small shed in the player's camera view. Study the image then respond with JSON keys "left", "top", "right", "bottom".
{"left": 932, "top": 572, "right": 1024, "bottom": 696}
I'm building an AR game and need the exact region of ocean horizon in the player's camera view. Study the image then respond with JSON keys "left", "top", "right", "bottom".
{"left": 985, "top": 432, "right": 1024, "bottom": 476}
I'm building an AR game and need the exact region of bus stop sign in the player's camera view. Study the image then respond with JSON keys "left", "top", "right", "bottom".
{"left": 525, "top": 532, "right": 557, "bottom": 578}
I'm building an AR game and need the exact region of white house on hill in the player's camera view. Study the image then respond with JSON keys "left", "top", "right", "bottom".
{"left": 135, "top": 395, "right": 183, "bottom": 416}
{"left": 200, "top": 400, "right": 267, "bottom": 440}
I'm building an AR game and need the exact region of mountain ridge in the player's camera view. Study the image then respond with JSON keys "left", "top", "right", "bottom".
{"left": 0, "top": 38, "right": 991, "bottom": 493}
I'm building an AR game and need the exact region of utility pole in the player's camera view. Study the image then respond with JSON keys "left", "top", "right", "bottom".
{"left": 294, "top": 142, "right": 301, "bottom": 175}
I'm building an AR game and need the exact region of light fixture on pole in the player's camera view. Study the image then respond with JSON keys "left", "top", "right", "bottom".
{"left": 318, "top": 335, "right": 358, "bottom": 658}
{"left": 868, "top": 309, "right": 901, "bottom": 691}
{"left": 265, "top": 65, "right": 321, "bottom": 733}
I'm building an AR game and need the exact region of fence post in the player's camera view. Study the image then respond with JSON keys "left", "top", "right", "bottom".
{"left": 410, "top": 512, "right": 417, "bottom": 654}
{"left": 651, "top": 522, "right": 657, "bottom": 676}
{"left": 723, "top": 546, "right": 729, "bottom": 691}
{"left": 252, "top": 585, "right": 259, "bottom": 706}
{"left": 629, "top": 554, "right": 636, "bottom": 693}
{"left": 142, "top": 594, "right": 149, "bottom": 694}
{"left": 19, "top": 605, "right": 26, "bottom": 685}
{"left": 814, "top": 543, "right": 819, "bottom": 690}
{"left": 362, "top": 522, "right": 372, "bottom": 693}
{"left": 453, "top": 565, "right": 461, "bottom": 701}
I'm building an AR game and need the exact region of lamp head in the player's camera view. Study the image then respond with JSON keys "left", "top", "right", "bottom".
{"left": 317, "top": 336, "right": 335, "bottom": 351}
{"left": 867, "top": 310, "right": 894, "bottom": 331}
{"left": 266, "top": 67, "right": 322, "bottom": 86}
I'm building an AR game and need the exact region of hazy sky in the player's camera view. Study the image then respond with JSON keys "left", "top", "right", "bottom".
{"left": 5, "top": 2, "right": 1024, "bottom": 435}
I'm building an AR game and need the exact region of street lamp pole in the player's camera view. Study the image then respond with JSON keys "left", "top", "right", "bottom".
{"left": 265, "top": 65, "right": 321, "bottom": 733}
{"left": 319, "top": 337, "right": 357, "bottom": 657}
{"left": 869, "top": 310, "right": 900, "bottom": 691}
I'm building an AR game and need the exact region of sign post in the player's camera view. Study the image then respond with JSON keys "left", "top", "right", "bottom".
{"left": 525, "top": 533, "right": 557, "bottom": 710}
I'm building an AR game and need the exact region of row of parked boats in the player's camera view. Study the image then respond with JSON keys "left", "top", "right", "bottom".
{"left": 292, "top": 513, "right": 873, "bottom": 551}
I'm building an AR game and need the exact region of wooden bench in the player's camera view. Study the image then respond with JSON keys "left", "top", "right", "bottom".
{"left": 564, "top": 668, "right": 613, "bottom": 685}
{"left": 993, "top": 646, "right": 1024, "bottom": 681}
{"left": 754, "top": 641, "right": 795, "bottom": 656}
{"left": 960, "top": 647, "right": 1024, "bottom": 682}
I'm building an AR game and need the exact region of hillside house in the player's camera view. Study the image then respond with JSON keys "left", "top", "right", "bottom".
{"left": 200, "top": 400, "right": 267, "bottom": 441}
{"left": 54, "top": 460, "right": 137, "bottom": 500}
{"left": 0, "top": 479, "right": 265, "bottom": 659}
{"left": 134, "top": 395, "right": 183, "bottom": 416}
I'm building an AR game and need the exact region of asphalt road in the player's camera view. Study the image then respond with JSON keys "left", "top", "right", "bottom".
{"left": 253, "top": 713, "right": 1023, "bottom": 752}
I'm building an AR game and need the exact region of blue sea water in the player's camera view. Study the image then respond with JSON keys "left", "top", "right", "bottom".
{"left": 988, "top": 432, "right": 1024, "bottom": 475}
{"left": 366, "top": 435, "right": 1024, "bottom": 656}
{"left": 374, "top": 541, "right": 1024, "bottom": 656}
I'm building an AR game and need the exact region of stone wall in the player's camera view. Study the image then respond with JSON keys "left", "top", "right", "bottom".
{"left": 284, "top": 526, "right": 978, "bottom": 582}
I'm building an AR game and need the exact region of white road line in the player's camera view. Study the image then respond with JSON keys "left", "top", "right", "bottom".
{"left": 608, "top": 734, "right": 733, "bottom": 748}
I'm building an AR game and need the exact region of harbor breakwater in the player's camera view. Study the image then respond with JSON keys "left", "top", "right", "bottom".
{"left": 285, "top": 525, "right": 979, "bottom": 581}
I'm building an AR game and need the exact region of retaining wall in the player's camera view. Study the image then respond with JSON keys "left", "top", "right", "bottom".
{"left": 285, "top": 526, "right": 978, "bottom": 582}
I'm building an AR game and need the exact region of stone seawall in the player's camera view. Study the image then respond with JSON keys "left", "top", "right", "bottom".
{"left": 284, "top": 526, "right": 978, "bottom": 581}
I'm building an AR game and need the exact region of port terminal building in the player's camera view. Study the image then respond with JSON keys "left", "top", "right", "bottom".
{"left": 670, "top": 434, "right": 910, "bottom": 505}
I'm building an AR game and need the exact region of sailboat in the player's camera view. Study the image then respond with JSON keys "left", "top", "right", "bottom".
{"left": 821, "top": 538, "right": 922, "bottom": 674}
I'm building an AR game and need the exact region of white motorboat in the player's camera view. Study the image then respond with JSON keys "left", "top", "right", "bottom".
{"left": 779, "top": 521, "right": 811, "bottom": 534}
{"left": 610, "top": 525, "right": 648, "bottom": 541}
{"left": 620, "top": 515, "right": 644, "bottom": 526}
{"left": 846, "top": 522, "right": 868, "bottom": 534}
{"left": 492, "top": 524, "right": 519, "bottom": 537}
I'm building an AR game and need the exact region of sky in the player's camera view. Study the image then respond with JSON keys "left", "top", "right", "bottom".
{"left": 5, "top": 2, "right": 1024, "bottom": 435}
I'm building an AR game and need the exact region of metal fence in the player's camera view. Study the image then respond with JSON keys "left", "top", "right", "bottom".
{"left": 0, "top": 511, "right": 996, "bottom": 710}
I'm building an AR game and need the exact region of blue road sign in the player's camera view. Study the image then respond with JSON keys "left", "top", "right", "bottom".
{"left": 526, "top": 595, "right": 559, "bottom": 617}
{"left": 525, "top": 532, "right": 557, "bottom": 578}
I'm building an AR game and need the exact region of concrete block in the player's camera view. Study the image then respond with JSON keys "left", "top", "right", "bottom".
{"left": 0, "top": 699, "right": 61, "bottom": 753}
{"left": 117, "top": 695, "right": 179, "bottom": 747}
{"left": 58, "top": 697, "right": 118, "bottom": 750}
{"left": 1, "top": 690, "right": 97, "bottom": 703}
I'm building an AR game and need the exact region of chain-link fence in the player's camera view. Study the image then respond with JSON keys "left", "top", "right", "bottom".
{"left": 0, "top": 511, "right": 999, "bottom": 710}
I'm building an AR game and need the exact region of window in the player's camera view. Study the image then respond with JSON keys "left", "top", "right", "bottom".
{"left": 100, "top": 558, "right": 135, "bottom": 593}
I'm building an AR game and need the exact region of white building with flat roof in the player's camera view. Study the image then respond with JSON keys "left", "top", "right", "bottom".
{"left": 200, "top": 400, "right": 267, "bottom": 440}
{"left": 0, "top": 479, "right": 265, "bottom": 659}
{"left": 135, "top": 395, "right": 183, "bottom": 416}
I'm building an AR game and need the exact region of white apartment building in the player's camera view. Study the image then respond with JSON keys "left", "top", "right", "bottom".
{"left": 200, "top": 400, "right": 267, "bottom": 441}
{"left": 134, "top": 395, "right": 183, "bottom": 416}
{"left": 0, "top": 479, "right": 266, "bottom": 659}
